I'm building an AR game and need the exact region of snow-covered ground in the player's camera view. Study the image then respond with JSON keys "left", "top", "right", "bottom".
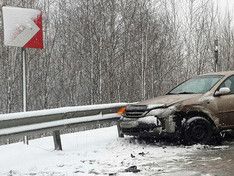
{"left": 0, "top": 126, "right": 232, "bottom": 176}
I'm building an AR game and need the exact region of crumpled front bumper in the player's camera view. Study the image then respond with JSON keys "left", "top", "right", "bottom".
{"left": 119, "top": 115, "right": 176, "bottom": 137}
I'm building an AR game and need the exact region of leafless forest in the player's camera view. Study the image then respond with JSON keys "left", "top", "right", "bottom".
{"left": 0, "top": 0, "right": 233, "bottom": 113}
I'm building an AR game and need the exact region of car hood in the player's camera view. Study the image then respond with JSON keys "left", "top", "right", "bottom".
{"left": 137, "top": 94, "right": 203, "bottom": 107}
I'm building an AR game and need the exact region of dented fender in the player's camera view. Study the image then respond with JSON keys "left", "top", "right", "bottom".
{"left": 175, "top": 104, "right": 219, "bottom": 127}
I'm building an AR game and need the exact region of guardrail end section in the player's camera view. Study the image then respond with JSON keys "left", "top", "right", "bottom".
{"left": 53, "top": 130, "right": 62, "bottom": 150}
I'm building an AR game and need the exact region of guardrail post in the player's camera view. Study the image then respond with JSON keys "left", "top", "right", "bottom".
{"left": 23, "top": 136, "right": 29, "bottom": 145}
{"left": 53, "top": 130, "right": 62, "bottom": 150}
{"left": 117, "top": 121, "right": 124, "bottom": 138}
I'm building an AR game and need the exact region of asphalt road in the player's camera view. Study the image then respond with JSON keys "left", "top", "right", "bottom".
{"left": 134, "top": 136, "right": 234, "bottom": 176}
{"left": 183, "top": 141, "right": 234, "bottom": 176}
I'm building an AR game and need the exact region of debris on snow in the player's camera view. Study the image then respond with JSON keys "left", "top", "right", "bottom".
{"left": 124, "top": 165, "right": 141, "bottom": 173}
{"left": 138, "top": 152, "right": 146, "bottom": 156}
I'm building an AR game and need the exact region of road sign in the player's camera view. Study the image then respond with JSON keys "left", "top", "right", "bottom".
{"left": 2, "top": 6, "right": 43, "bottom": 49}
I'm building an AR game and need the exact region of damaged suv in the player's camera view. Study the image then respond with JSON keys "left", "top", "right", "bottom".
{"left": 119, "top": 71, "right": 234, "bottom": 144}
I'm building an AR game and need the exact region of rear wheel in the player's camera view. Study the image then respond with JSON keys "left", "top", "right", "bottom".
{"left": 182, "top": 116, "right": 214, "bottom": 145}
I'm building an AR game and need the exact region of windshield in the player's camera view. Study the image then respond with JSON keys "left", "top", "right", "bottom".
{"left": 168, "top": 75, "right": 223, "bottom": 94}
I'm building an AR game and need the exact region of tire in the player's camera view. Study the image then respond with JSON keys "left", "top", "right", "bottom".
{"left": 182, "top": 116, "right": 214, "bottom": 145}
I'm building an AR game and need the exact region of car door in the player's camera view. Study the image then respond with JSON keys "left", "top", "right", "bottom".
{"left": 215, "top": 75, "right": 234, "bottom": 128}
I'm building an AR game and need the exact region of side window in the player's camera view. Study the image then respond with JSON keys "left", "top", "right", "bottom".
{"left": 220, "top": 75, "right": 234, "bottom": 94}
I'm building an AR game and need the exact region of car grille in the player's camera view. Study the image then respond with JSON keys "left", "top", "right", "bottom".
{"left": 124, "top": 105, "right": 148, "bottom": 118}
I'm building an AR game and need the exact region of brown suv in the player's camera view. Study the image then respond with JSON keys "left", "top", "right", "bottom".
{"left": 119, "top": 71, "right": 234, "bottom": 144}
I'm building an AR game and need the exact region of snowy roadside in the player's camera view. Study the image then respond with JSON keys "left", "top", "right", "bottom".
{"left": 0, "top": 126, "right": 232, "bottom": 176}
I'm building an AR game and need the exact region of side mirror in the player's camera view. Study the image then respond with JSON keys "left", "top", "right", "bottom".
{"left": 215, "top": 87, "right": 231, "bottom": 96}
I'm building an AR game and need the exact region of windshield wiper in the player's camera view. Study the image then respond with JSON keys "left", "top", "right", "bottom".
{"left": 167, "top": 92, "right": 176, "bottom": 95}
{"left": 167, "top": 92, "right": 195, "bottom": 95}
{"left": 177, "top": 91, "right": 195, "bottom": 94}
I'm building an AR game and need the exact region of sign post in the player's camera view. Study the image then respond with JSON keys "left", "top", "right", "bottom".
{"left": 22, "top": 48, "right": 27, "bottom": 112}
{"left": 2, "top": 6, "right": 43, "bottom": 112}
{"left": 214, "top": 39, "right": 219, "bottom": 72}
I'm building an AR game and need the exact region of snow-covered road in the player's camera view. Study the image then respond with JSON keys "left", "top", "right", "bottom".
{"left": 0, "top": 126, "right": 233, "bottom": 176}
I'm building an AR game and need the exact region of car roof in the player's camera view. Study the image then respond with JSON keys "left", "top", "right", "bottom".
{"left": 201, "top": 70, "right": 234, "bottom": 77}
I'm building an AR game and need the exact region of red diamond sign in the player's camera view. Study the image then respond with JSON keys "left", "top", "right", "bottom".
{"left": 2, "top": 6, "right": 43, "bottom": 49}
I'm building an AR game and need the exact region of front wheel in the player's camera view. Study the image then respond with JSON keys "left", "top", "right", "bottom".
{"left": 182, "top": 116, "right": 214, "bottom": 145}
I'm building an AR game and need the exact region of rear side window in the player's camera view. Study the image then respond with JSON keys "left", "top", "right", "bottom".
{"left": 220, "top": 75, "right": 234, "bottom": 94}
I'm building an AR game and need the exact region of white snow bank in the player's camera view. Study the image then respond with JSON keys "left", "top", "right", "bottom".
{"left": 0, "top": 126, "right": 213, "bottom": 176}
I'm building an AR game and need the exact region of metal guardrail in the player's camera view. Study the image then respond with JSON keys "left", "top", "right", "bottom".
{"left": 0, "top": 103, "right": 128, "bottom": 149}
